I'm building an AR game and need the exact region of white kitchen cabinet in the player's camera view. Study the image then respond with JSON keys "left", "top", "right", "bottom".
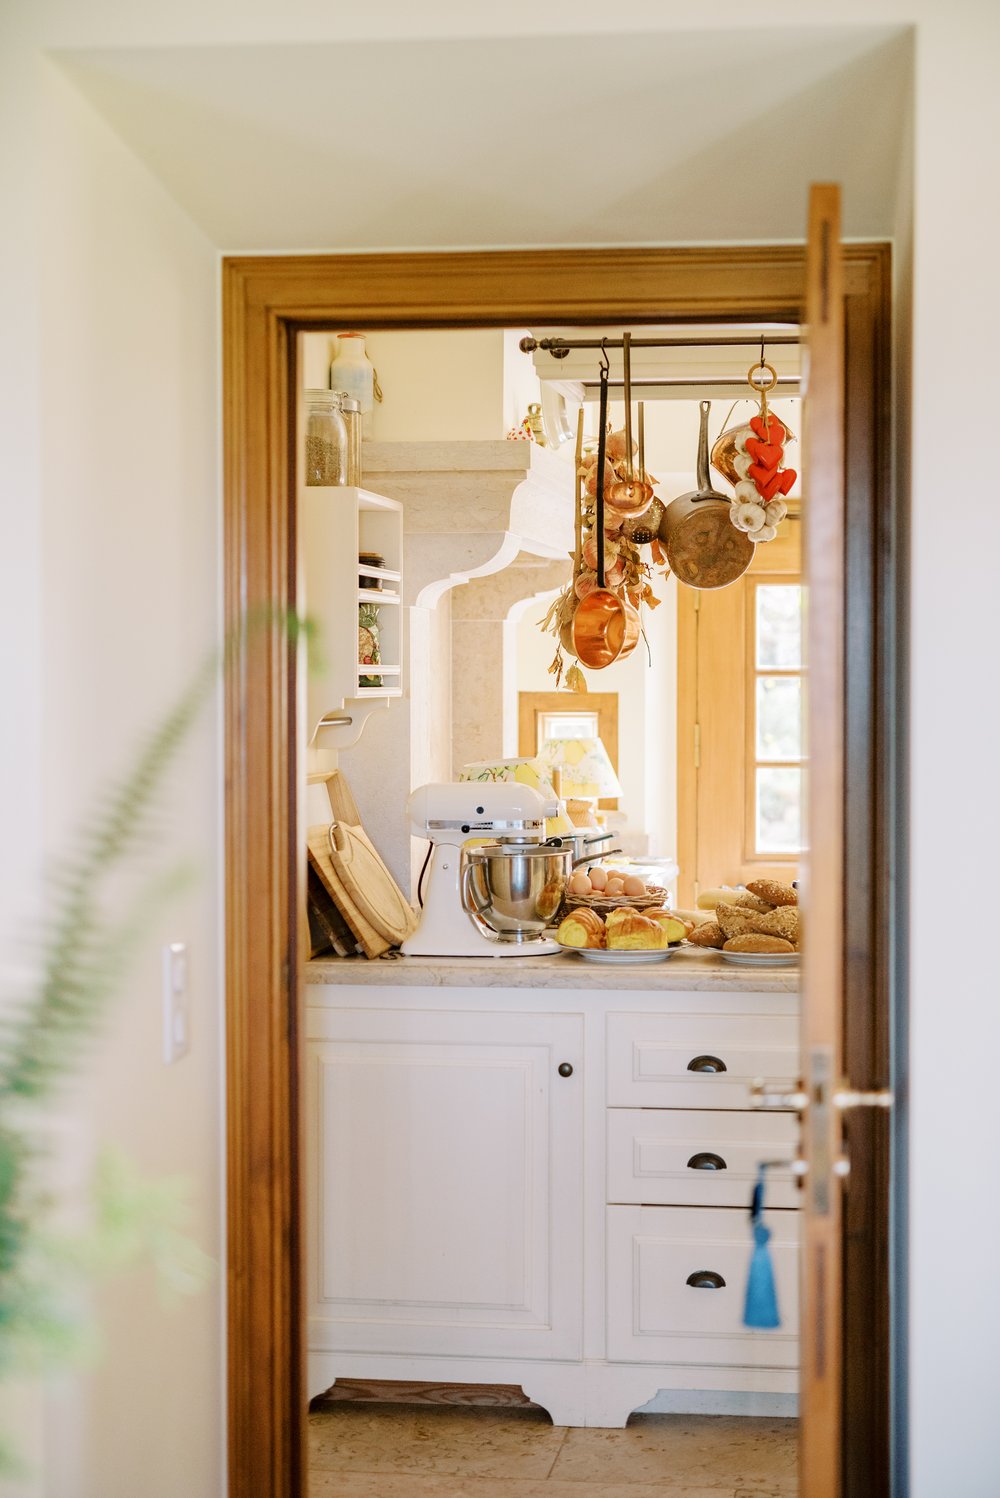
{"left": 305, "top": 975, "right": 800, "bottom": 1425}
{"left": 302, "top": 484, "right": 403, "bottom": 749}
{"left": 606, "top": 1205, "right": 800, "bottom": 1367}
{"left": 306, "top": 1006, "right": 584, "bottom": 1375}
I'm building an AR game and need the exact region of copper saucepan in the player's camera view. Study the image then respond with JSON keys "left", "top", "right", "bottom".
{"left": 572, "top": 346, "right": 641, "bottom": 669}
{"left": 658, "top": 400, "right": 753, "bottom": 590}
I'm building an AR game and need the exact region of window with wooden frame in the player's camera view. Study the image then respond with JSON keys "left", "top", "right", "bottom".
{"left": 676, "top": 520, "right": 801, "bottom": 907}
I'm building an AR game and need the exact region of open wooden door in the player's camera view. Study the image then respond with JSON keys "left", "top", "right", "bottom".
{"left": 795, "top": 184, "right": 894, "bottom": 1498}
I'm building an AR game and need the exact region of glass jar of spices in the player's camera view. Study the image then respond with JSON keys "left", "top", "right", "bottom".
{"left": 338, "top": 395, "right": 363, "bottom": 487}
{"left": 304, "top": 391, "right": 348, "bottom": 486}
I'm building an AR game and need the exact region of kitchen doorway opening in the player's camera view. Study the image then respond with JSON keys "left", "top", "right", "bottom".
{"left": 222, "top": 243, "right": 895, "bottom": 1498}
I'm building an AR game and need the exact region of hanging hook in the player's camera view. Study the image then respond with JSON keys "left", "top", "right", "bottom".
{"left": 759, "top": 335, "right": 766, "bottom": 369}
{"left": 599, "top": 337, "right": 610, "bottom": 378}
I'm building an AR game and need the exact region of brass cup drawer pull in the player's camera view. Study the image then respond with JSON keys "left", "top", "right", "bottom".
{"left": 687, "top": 1054, "right": 727, "bottom": 1074}
{"left": 686, "top": 1269, "right": 726, "bottom": 1289}
{"left": 687, "top": 1151, "right": 727, "bottom": 1171}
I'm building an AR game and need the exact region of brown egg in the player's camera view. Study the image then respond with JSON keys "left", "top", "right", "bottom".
{"left": 606, "top": 878, "right": 626, "bottom": 897}
{"left": 588, "top": 867, "right": 609, "bottom": 891}
{"left": 622, "top": 875, "right": 647, "bottom": 897}
{"left": 569, "top": 871, "right": 593, "bottom": 896}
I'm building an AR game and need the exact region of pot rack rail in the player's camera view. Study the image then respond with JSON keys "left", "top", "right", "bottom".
{"left": 520, "top": 332, "right": 801, "bottom": 393}
{"left": 519, "top": 334, "right": 800, "bottom": 357}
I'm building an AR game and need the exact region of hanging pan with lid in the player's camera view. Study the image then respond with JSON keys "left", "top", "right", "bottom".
{"left": 572, "top": 341, "right": 641, "bottom": 669}
{"left": 658, "top": 400, "right": 754, "bottom": 589}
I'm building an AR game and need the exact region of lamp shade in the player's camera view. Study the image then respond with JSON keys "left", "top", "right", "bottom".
{"left": 459, "top": 757, "right": 554, "bottom": 795}
{"left": 534, "top": 736, "right": 622, "bottom": 800}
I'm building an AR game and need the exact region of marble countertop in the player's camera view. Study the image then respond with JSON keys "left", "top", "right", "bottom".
{"left": 305, "top": 948, "right": 799, "bottom": 993}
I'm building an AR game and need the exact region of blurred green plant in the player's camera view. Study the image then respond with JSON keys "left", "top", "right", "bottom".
{"left": 0, "top": 608, "right": 312, "bottom": 1470}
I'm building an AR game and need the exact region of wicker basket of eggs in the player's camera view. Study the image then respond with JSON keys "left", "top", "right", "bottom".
{"left": 563, "top": 864, "right": 668, "bottom": 917}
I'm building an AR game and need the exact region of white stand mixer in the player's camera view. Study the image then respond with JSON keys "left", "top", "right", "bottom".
{"left": 401, "top": 782, "right": 569, "bottom": 958}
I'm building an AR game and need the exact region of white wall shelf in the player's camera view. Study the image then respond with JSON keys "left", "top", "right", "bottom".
{"left": 302, "top": 483, "right": 404, "bottom": 749}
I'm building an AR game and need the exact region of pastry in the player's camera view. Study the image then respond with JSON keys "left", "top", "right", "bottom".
{"left": 644, "top": 910, "right": 690, "bottom": 944}
{"left": 556, "top": 907, "right": 605, "bottom": 949}
{"left": 746, "top": 878, "right": 797, "bottom": 907}
{"left": 688, "top": 920, "right": 725, "bottom": 949}
{"left": 606, "top": 912, "right": 669, "bottom": 951}
{"left": 723, "top": 933, "right": 795, "bottom": 954}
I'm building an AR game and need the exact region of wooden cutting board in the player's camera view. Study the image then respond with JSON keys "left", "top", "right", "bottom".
{"left": 307, "top": 821, "right": 416, "bottom": 959}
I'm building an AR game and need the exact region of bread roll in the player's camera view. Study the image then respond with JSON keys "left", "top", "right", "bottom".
{"left": 755, "top": 906, "right": 800, "bottom": 942}
{"left": 697, "top": 886, "right": 772, "bottom": 913}
{"left": 746, "top": 878, "right": 797, "bottom": 907}
{"left": 715, "top": 903, "right": 763, "bottom": 940}
{"left": 687, "top": 920, "right": 725, "bottom": 949}
{"left": 724, "top": 933, "right": 795, "bottom": 953}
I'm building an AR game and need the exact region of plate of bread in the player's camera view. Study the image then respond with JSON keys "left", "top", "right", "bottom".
{"left": 555, "top": 903, "right": 691, "bottom": 961}
{"left": 684, "top": 878, "right": 800, "bottom": 964}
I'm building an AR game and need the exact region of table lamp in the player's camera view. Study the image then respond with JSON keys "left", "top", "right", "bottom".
{"left": 534, "top": 736, "right": 622, "bottom": 828}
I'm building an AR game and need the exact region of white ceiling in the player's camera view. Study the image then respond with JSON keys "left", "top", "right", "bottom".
{"left": 55, "top": 25, "right": 911, "bottom": 251}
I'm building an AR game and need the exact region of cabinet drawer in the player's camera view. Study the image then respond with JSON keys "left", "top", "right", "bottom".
{"left": 607, "top": 1011, "right": 799, "bottom": 1110}
{"left": 607, "top": 1206, "right": 799, "bottom": 1367}
{"left": 607, "top": 1109, "right": 801, "bottom": 1209}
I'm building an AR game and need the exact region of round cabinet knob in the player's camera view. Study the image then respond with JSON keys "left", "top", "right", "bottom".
{"left": 686, "top": 1270, "right": 726, "bottom": 1290}
{"left": 686, "top": 1054, "right": 727, "bottom": 1074}
{"left": 557, "top": 1062, "right": 574, "bottom": 1078}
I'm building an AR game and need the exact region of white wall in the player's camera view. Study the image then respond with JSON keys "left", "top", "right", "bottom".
{"left": 0, "top": 39, "right": 223, "bottom": 1498}
{"left": 3, "top": 4, "right": 1000, "bottom": 1495}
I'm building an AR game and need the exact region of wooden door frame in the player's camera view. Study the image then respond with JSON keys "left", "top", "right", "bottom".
{"left": 222, "top": 243, "right": 893, "bottom": 1498}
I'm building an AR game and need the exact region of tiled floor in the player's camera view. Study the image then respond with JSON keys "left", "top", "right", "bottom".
{"left": 308, "top": 1403, "right": 798, "bottom": 1497}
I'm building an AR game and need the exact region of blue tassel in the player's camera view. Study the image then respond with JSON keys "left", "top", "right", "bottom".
{"left": 743, "top": 1167, "right": 781, "bottom": 1330}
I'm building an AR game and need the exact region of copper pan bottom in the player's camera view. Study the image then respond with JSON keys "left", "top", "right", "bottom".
{"left": 572, "top": 588, "right": 641, "bottom": 669}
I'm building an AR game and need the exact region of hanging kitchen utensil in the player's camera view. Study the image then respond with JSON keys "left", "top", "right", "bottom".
{"left": 607, "top": 332, "right": 654, "bottom": 516}
{"left": 573, "top": 350, "right": 641, "bottom": 669}
{"left": 622, "top": 403, "right": 665, "bottom": 545}
{"left": 658, "top": 400, "right": 754, "bottom": 589}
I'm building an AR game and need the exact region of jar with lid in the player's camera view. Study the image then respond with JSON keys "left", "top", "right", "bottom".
{"left": 330, "top": 333, "right": 376, "bottom": 420}
{"left": 339, "top": 396, "right": 363, "bottom": 487}
{"left": 304, "top": 391, "right": 348, "bottom": 486}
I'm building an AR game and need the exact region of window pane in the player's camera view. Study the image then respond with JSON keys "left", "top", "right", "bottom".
{"left": 537, "top": 711, "right": 599, "bottom": 750}
{"left": 756, "top": 677, "right": 802, "bottom": 760}
{"left": 756, "top": 585, "right": 802, "bottom": 669}
{"left": 756, "top": 767, "right": 803, "bottom": 853}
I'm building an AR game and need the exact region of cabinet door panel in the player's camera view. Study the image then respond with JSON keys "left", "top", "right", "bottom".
{"left": 307, "top": 1009, "right": 583, "bottom": 1361}
{"left": 607, "top": 1206, "right": 799, "bottom": 1369}
{"left": 607, "top": 1011, "right": 799, "bottom": 1110}
{"left": 607, "top": 1109, "right": 800, "bottom": 1209}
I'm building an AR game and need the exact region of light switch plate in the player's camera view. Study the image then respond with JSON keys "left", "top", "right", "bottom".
{"left": 162, "top": 942, "right": 189, "bottom": 1064}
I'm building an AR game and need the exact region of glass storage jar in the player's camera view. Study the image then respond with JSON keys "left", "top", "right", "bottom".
{"left": 339, "top": 395, "right": 363, "bottom": 487}
{"left": 304, "top": 391, "right": 348, "bottom": 486}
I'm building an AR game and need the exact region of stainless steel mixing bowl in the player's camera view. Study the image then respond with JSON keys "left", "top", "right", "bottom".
{"left": 461, "top": 842, "right": 571, "bottom": 941}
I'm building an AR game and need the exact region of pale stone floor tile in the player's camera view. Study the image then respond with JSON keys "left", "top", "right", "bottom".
{"left": 308, "top": 1405, "right": 565, "bottom": 1480}
{"left": 309, "top": 1404, "right": 799, "bottom": 1494}
{"left": 310, "top": 1475, "right": 739, "bottom": 1497}
{"left": 550, "top": 1414, "right": 797, "bottom": 1490}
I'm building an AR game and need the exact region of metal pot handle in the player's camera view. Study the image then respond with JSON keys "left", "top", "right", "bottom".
{"left": 460, "top": 860, "right": 494, "bottom": 937}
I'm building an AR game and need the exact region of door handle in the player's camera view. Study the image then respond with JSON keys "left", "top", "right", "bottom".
{"left": 750, "top": 1079, "right": 809, "bottom": 1111}
{"left": 833, "top": 1087, "right": 893, "bottom": 1110}
{"left": 750, "top": 1078, "right": 893, "bottom": 1112}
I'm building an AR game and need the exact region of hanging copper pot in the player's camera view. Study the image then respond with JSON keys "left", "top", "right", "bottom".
{"left": 573, "top": 353, "right": 641, "bottom": 668}
{"left": 659, "top": 400, "right": 753, "bottom": 589}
